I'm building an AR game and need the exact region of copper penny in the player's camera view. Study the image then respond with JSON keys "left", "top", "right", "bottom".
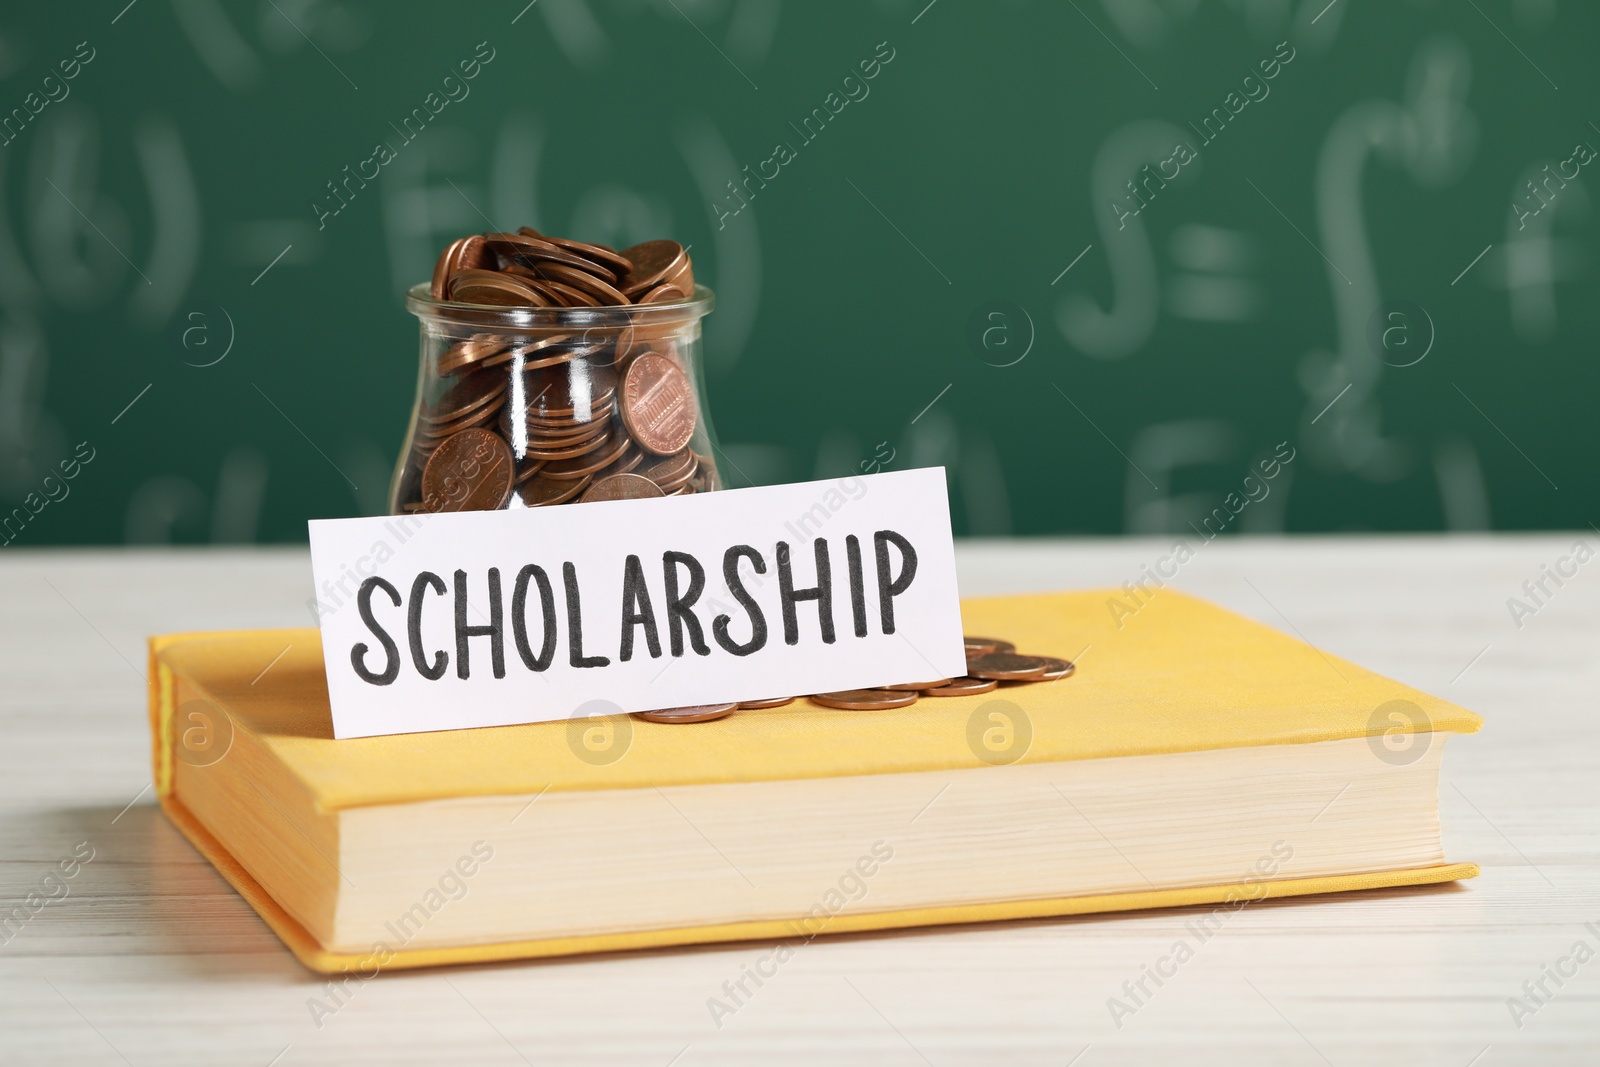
{"left": 647, "top": 465, "right": 696, "bottom": 494}
{"left": 499, "top": 263, "right": 543, "bottom": 284}
{"left": 921, "top": 676, "right": 999, "bottom": 696}
{"left": 617, "top": 240, "right": 687, "bottom": 295}
{"left": 423, "top": 371, "right": 506, "bottom": 424}
{"left": 509, "top": 418, "right": 610, "bottom": 453}
{"left": 429, "top": 234, "right": 490, "bottom": 298}
{"left": 593, "top": 444, "right": 644, "bottom": 479}
{"left": 636, "top": 282, "right": 688, "bottom": 304}
{"left": 420, "top": 403, "right": 498, "bottom": 439}
{"left": 517, "top": 474, "right": 589, "bottom": 506}
{"left": 737, "top": 697, "right": 795, "bottom": 709}
{"left": 520, "top": 378, "right": 618, "bottom": 417}
{"left": 1033, "top": 656, "right": 1075, "bottom": 681}
{"left": 533, "top": 278, "right": 602, "bottom": 307}
{"left": 431, "top": 237, "right": 468, "bottom": 299}
{"left": 514, "top": 459, "right": 547, "bottom": 485}
{"left": 665, "top": 255, "right": 695, "bottom": 295}
{"left": 518, "top": 428, "right": 613, "bottom": 462}
{"left": 640, "top": 454, "right": 697, "bottom": 495}
{"left": 545, "top": 237, "right": 633, "bottom": 279}
{"left": 809, "top": 689, "right": 919, "bottom": 710}
{"left": 535, "top": 261, "right": 630, "bottom": 306}
{"left": 884, "top": 679, "right": 952, "bottom": 691}
{"left": 965, "top": 652, "right": 1051, "bottom": 682}
{"left": 519, "top": 405, "right": 616, "bottom": 436}
{"left": 619, "top": 352, "right": 697, "bottom": 455}
{"left": 521, "top": 414, "right": 612, "bottom": 442}
{"left": 632, "top": 703, "right": 736, "bottom": 724}
{"left": 421, "top": 428, "right": 514, "bottom": 512}
{"left": 448, "top": 269, "right": 551, "bottom": 307}
{"left": 515, "top": 361, "right": 618, "bottom": 421}
{"left": 483, "top": 232, "right": 601, "bottom": 275}
{"left": 437, "top": 333, "right": 511, "bottom": 375}
{"left": 540, "top": 432, "right": 630, "bottom": 480}
{"left": 964, "top": 636, "right": 1015, "bottom": 657}
{"left": 493, "top": 345, "right": 588, "bottom": 374}
{"left": 612, "top": 339, "right": 655, "bottom": 375}
{"left": 580, "top": 473, "right": 664, "bottom": 502}
{"left": 688, "top": 454, "right": 718, "bottom": 493}
{"left": 480, "top": 333, "right": 585, "bottom": 370}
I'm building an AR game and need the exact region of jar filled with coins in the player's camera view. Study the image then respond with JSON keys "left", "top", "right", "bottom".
{"left": 390, "top": 229, "right": 722, "bottom": 515}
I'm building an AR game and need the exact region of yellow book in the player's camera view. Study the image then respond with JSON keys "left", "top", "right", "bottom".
{"left": 147, "top": 589, "right": 1480, "bottom": 974}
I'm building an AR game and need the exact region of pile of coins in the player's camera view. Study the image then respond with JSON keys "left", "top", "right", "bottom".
{"left": 431, "top": 229, "right": 694, "bottom": 308}
{"left": 629, "top": 635, "right": 1075, "bottom": 724}
{"left": 393, "top": 228, "right": 717, "bottom": 514}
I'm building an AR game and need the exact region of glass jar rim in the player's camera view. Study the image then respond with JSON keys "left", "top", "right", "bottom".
{"left": 406, "top": 282, "right": 714, "bottom": 331}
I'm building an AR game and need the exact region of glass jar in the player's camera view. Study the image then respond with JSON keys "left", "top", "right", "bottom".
{"left": 390, "top": 284, "right": 722, "bottom": 514}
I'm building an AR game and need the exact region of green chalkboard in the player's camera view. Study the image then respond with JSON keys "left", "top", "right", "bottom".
{"left": 1, "top": 0, "right": 1595, "bottom": 545}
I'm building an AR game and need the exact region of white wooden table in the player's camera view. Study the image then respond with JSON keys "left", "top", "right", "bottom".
{"left": 1, "top": 537, "right": 1595, "bottom": 1065}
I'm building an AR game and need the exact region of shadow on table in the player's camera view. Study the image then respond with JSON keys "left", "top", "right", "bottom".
{"left": 0, "top": 803, "right": 308, "bottom": 983}
{"left": 416, "top": 878, "right": 1476, "bottom": 980}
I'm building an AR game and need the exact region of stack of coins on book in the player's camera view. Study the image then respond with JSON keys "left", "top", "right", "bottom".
{"left": 632, "top": 635, "right": 1075, "bottom": 724}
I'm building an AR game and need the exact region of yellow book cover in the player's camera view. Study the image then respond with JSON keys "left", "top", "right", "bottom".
{"left": 148, "top": 589, "right": 1480, "bottom": 973}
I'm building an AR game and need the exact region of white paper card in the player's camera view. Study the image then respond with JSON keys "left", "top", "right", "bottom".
{"left": 308, "top": 467, "right": 965, "bottom": 738}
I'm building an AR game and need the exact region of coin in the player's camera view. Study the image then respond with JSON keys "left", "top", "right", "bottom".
{"left": 515, "top": 362, "right": 618, "bottom": 421}
{"left": 420, "top": 403, "right": 499, "bottom": 439}
{"left": 421, "top": 428, "right": 514, "bottom": 512}
{"left": 517, "top": 473, "right": 589, "bottom": 506}
{"left": 489, "top": 338, "right": 602, "bottom": 373}
{"left": 883, "top": 679, "right": 952, "bottom": 691}
{"left": 531, "top": 278, "right": 603, "bottom": 308}
{"left": 736, "top": 697, "right": 795, "bottom": 709}
{"left": 1033, "top": 656, "right": 1075, "bottom": 681}
{"left": 619, "top": 352, "right": 697, "bottom": 455}
{"left": 662, "top": 250, "right": 693, "bottom": 293}
{"left": 437, "top": 334, "right": 511, "bottom": 375}
{"left": 639, "top": 448, "right": 696, "bottom": 491}
{"left": 534, "top": 261, "right": 631, "bottom": 306}
{"left": 687, "top": 451, "right": 718, "bottom": 493}
{"left": 431, "top": 237, "right": 469, "bottom": 299}
{"left": 965, "top": 652, "right": 1051, "bottom": 682}
{"left": 517, "top": 428, "right": 614, "bottom": 462}
{"left": 964, "top": 636, "right": 1015, "bottom": 656}
{"left": 632, "top": 703, "right": 737, "bottom": 724}
{"left": 636, "top": 283, "right": 688, "bottom": 304}
{"left": 545, "top": 237, "right": 634, "bottom": 279}
{"left": 809, "top": 689, "right": 920, "bottom": 710}
{"left": 423, "top": 371, "right": 506, "bottom": 424}
{"left": 921, "top": 676, "right": 999, "bottom": 696}
{"left": 483, "top": 232, "right": 604, "bottom": 276}
{"left": 507, "top": 420, "right": 609, "bottom": 454}
{"left": 430, "top": 235, "right": 490, "bottom": 298}
{"left": 540, "top": 431, "right": 631, "bottom": 480}
{"left": 593, "top": 443, "right": 644, "bottom": 479}
{"left": 448, "top": 269, "right": 552, "bottom": 307}
{"left": 580, "top": 473, "right": 666, "bottom": 503}
{"left": 514, "top": 458, "right": 546, "bottom": 485}
{"left": 618, "top": 240, "right": 687, "bottom": 295}
{"left": 520, "top": 404, "right": 618, "bottom": 436}
{"left": 479, "top": 333, "right": 577, "bottom": 370}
